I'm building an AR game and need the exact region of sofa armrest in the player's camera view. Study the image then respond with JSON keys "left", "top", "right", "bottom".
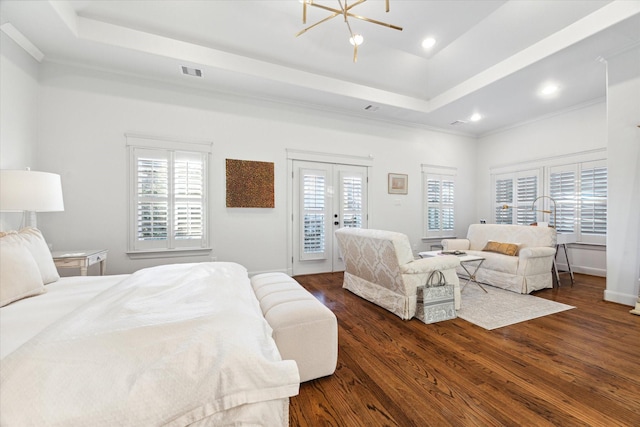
{"left": 519, "top": 247, "right": 556, "bottom": 258}
{"left": 441, "top": 239, "right": 470, "bottom": 251}
{"left": 400, "top": 255, "right": 460, "bottom": 274}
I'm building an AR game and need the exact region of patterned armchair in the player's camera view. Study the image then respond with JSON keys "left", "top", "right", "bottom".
{"left": 335, "top": 228, "right": 460, "bottom": 320}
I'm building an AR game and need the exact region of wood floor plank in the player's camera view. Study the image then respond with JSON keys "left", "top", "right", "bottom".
{"left": 290, "top": 273, "right": 640, "bottom": 426}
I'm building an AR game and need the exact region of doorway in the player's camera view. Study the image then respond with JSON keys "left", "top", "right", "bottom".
{"left": 291, "top": 160, "right": 368, "bottom": 275}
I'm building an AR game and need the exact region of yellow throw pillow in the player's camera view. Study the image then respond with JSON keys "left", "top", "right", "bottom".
{"left": 482, "top": 240, "right": 519, "bottom": 256}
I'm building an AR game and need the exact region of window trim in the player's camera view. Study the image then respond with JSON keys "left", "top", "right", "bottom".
{"left": 126, "top": 134, "right": 213, "bottom": 257}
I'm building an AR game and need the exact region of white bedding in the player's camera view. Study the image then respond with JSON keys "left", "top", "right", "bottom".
{"left": 0, "top": 262, "right": 299, "bottom": 426}
{"left": 0, "top": 274, "right": 128, "bottom": 359}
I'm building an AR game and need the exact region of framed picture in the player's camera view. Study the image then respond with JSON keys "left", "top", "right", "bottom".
{"left": 388, "top": 173, "right": 408, "bottom": 194}
{"left": 226, "top": 159, "right": 275, "bottom": 208}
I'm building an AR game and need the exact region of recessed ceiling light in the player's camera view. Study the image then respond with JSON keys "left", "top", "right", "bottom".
{"left": 422, "top": 37, "right": 436, "bottom": 49}
{"left": 541, "top": 84, "right": 559, "bottom": 95}
{"left": 470, "top": 113, "right": 482, "bottom": 122}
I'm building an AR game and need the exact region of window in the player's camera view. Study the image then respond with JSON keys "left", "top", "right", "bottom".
{"left": 127, "top": 135, "right": 211, "bottom": 255}
{"left": 549, "top": 167, "right": 576, "bottom": 233}
{"left": 422, "top": 166, "right": 456, "bottom": 237}
{"left": 492, "top": 170, "right": 540, "bottom": 225}
{"left": 301, "top": 168, "right": 326, "bottom": 258}
{"left": 341, "top": 172, "right": 364, "bottom": 229}
{"left": 491, "top": 151, "right": 607, "bottom": 245}
{"left": 549, "top": 160, "right": 607, "bottom": 244}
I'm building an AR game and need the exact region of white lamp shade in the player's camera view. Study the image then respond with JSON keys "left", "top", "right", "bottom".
{"left": 0, "top": 170, "right": 65, "bottom": 212}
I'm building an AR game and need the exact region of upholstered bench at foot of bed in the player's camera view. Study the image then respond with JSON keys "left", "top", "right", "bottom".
{"left": 250, "top": 272, "right": 338, "bottom": 383}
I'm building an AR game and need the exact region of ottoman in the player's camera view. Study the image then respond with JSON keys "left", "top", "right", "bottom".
{"left": 250, "top": 272, "right": 338, "bottom": 382}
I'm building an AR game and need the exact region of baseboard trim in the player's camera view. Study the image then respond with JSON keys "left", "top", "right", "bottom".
{"left": 604, "top": 289, "right": 637, "bottom": 307}
{"left": 555, "top": 263, "right": 606, "bottom": 277}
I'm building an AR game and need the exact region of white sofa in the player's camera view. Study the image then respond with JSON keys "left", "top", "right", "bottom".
{"left": 441, "top": 224, "right": 557, "bottom": 294}
{"left": 335, "top": 228, "right": 461, "bottom": 320}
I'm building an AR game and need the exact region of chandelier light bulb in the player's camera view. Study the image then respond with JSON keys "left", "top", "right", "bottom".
{"left": 349, "top": 34, "right": 364, "bottom": 46}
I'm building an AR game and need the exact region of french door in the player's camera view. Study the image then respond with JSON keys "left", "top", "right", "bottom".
{"left": 292, "top": 160, "right": 368, "bottom": 275}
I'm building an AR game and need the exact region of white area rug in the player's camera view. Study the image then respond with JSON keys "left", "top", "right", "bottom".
{"left": 457, "top": 283, "right": 575, "bottom": 330}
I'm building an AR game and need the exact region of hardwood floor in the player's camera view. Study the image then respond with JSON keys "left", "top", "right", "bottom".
{"left": 289, "top": 273, "right": 640, "bottom": 426}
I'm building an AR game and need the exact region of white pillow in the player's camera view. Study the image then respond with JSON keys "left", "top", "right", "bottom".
{"left": 0, "top": 236, "right": 46, "bottom": 307}
{"left": 17, "top": 227, "right": 60, "bottom": 284}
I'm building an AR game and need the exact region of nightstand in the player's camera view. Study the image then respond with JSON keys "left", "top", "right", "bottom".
{"left": 52, "top": 249, "right": 108, "bottom": 276}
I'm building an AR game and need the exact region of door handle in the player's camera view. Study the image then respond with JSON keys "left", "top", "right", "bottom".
{"left": 334, "top": 221, "right": 340, "bottom": 226}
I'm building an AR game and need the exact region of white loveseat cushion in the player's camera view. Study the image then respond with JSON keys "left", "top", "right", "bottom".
{"left": 467, "top": 250, "right": 519, "bottom": 274}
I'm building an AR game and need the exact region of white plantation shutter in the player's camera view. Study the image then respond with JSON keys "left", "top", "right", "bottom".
{"left": 137, "top": 154, "right": 169, "bottom": 240}
{"left": 301, "top": 169, "right": 326, "bottom": 259}
{"left": 427, "top": 179, "right": 441, "bottom": 231}
{"left": 341, "top": 173, "right": 363, "bottom": 228}
{"left": 492, "top": 170, "right": 539, "bottom": 225}
{"left": 492, "top": 152, "right": 606, "bottom": 244}
{"left": 495, "top": 178, "right": 513, "bottom": 224}
{"left": 174, "top": 152, "right": 204, "bottom": 240}
{"left": 442, "top": 180, "right": 454, "bottom": 231}
{"left": 547, "top": 160, "right": 606, "bottom": 243}
{"left": 516, "top": 175, "right": 537, "bottom": 225}
{"left": 128, "top": 135, "right": 210, "bottom": 254}
{"left": 580, "top": 163, "right": 607, "bottom": 238}
{"left": 422, "top": 166, "right": 456, "bottom": 237}
{"left": 550, "top": 168, "right": 576, "bottom": 233}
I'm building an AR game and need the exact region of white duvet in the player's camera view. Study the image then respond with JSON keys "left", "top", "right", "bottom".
{"left": 0, "top": 262, "right": 300, "bottom": 426}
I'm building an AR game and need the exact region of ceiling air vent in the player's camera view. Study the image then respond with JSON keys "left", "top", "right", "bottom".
{"left": 450, "top": 120, "right": 468, "bottom": 126}
{"left": 181, "top": 66, "right": 202, "bottom": 77}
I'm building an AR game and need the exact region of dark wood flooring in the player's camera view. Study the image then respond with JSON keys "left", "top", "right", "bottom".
{"left": 289, "top": 273, "right": 640, "bottom": 426}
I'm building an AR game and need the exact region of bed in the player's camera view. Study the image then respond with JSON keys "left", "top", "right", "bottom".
{"left": 0, "top": 229, "right": 299, "bottom": 426}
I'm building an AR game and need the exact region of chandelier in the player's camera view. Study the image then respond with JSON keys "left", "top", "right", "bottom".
{"left": 296, "top": 0, "right": 403, "bottom": 63}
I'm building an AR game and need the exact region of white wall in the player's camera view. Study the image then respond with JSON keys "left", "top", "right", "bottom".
{"left": 8, "top": 50, "right": 634, "bottom": 299}
{"left": 0, "top": 33, "right": 40, "bottom": 230}
{"left": 605, "top": 46, "right": 640, "bottom": 306}
{"left": 475, "top": 101, "right": 608, "bottom": 277}
{"left": 35, "top": 63, "right": 477, "bottom": 275}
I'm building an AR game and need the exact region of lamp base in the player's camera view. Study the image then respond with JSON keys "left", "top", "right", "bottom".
{"left": 21, "top": 211, "right": 37, "bottom": 229}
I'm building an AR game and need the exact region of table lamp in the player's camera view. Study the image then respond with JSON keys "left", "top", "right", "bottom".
{"left": 0, "top": 169, "right": 65, "bottom": 228}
